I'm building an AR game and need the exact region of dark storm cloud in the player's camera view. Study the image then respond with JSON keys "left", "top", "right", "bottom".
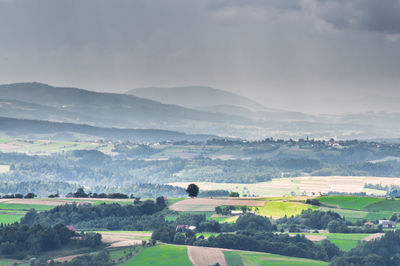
{"left": 207, "top": 0, "right": 301, "bottom": 11}
{"left": 305, "top": 0, "right": 400, "bottom": 34}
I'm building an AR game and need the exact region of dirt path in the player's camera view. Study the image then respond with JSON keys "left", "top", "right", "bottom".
{"left": 187, "top": 246, "right": 227, "bottom": 266}
{"left": 304, "top": 235, "right": 327, "bottom": 241}
{"left": 52, "top": 254, "right": 82, "bottom": 262}
{"left": 100, "top": 231, "right": 151, "bottom": 248}
{"left": 364, "top": 233, "right": 384, "bottom": 241}
{"left": 171, "top": 198, "right": 265, "bottom": 211}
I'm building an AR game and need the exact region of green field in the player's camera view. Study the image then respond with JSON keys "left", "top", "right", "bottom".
{"left": 290, "top": 233, "right": 371, "bottom": 252}
{"left": 317, "top": 196, "right": 400, "bottom": 221}
{"left": 322, "top": 233, "right": 369, "bottom": 251}
{"left": 328, "top": 239, "right": 359, "bottom": 252}
{"left": 0, "top": 259, "right": 16, "bottom": 266}
{"left": 318, "top": 196, "right": 383, "bottom": 210}
{"left": 210, "top": 215, "right": 239, "bottom": 223}
{"left": 196, "top": 232, "right": 220, "bottom": 238}
{"left": 255, "top": 201, "right": 316, "bottom": 218}
{"left": 0, "top": 214, "right": 23, "bottom": 224}
{"left": 166, "top": 198, "right": 185, "bottom": 206}
{"left": 365, "top": 200, "right": 400, "bottom": 212}
{"left": 0, "top": 203, "right": 54, "bottom": 211}
{"left": 224, "top": 251, "right": 328, "bottom": 266}
{"left": 124, "top": 245, "right": 192, "bottom": 266}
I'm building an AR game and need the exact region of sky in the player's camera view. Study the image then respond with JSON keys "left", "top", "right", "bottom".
{"left": 0, "top": 0, "right": 400, "bottom": 113}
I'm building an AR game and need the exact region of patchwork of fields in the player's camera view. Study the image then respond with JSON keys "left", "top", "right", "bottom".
{"left": 169, "top": 175, "right": 397, "bottom": 197}
{"left": 1, "top": 194, "right": 399, "bottom": 265}
{"left": 0, "top": 138, "right": 114, "bottom": 155}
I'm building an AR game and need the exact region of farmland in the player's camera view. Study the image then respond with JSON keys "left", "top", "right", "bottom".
{"left": 0, "top": 138, "right": 114, "bottom": 155}
{"left": 170, "top": 198, "right": 265, "bottom": 212}
{"left": 0, "top": 194, "right": 397, "bottom": 265}
{"left": 289, "top": 233, "right": 373, "bottom": 251}
{"left": 317, "top": 196, "right": 400, "bottom": 221}
{"left": 224, "top": 250, "right": 328, "bottom": 266}
{"left": 255, "top": 201, "right": 317, "bottom": 218}
{"left": 168, "top": 175, "right": 396, "bottom": 198}
{"left": 0, "top": 214, "right": 23, "bottom": 224}
{"left": 125, "top": 245, "right": 192, "bottom": 266}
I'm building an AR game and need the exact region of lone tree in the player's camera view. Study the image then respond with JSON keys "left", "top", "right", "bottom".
{"left": 186, "top": 184, "right": 199, "bottom": 198}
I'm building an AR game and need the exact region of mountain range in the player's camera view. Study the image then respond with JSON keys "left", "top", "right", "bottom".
{"left": 1, "top": 82, "right": 400, "bottom": 140}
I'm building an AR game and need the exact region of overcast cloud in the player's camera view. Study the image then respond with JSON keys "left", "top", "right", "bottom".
{"left": 0, "top": 0, "right": 399, "bottom": 113}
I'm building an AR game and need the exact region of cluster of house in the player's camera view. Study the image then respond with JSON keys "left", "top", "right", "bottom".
{"left": 364, "top": 220, "right": 397, "bottom": 228}
{"left": 176, "top": 225, "right": 197, "bottom": 233}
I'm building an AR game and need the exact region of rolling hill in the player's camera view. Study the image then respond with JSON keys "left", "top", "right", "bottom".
{"left": 1, "top": 82, "right": 399, "bottom": 140}
{"left": 0, "top": 117, "right": 218, "bottom": 142}
{"left": 126, "top": 86, "right": 271, "bottom": 111}
{"left": 0, "top": 82, "right": 254, "bottom": 136}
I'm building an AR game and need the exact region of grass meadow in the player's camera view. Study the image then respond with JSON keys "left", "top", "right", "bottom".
{"left": 224, "top": 251, "right": 328, "bottom": 266}
{"left": 124, "top": 245, "right": 192, "bottom": 266}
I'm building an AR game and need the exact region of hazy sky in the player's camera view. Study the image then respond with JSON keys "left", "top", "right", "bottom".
{"left": 0, "top": 0, "right": 400, "bottom": 113}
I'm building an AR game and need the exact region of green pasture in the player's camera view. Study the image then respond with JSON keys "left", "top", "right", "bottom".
{"left": 291, "top": 233, "right": 371, "bottom": 252}
{"left": 224, "top": 251, "right": 328, "bottom": 266}
{"left": 365, "top": 199, "right": 400, "bottom": 212}
{"left": 124, "top": 245, "right": 192, "bottom": 266}
{"left": 318, "top": 207, "right": 368, "bottom": 221}
{"left": 0, "top": 259, "right": 16, "bottom": 266}
{"left": 0, "top": 214, "right": 23, "bottom": 224}
{"left": 322, "top": 233, "right": 369, "bottom": 251}
{"left": 318, "top": 196, "right": 383, "bottom": 210}
{"left": 0, "top": 203, "right": 54, "bottom": 211}
{"left": 196, "top": 232, "right": 220, "bottom": 238}
{"left": 166, "top": 198, "right": 185, "bottom": 206}
{"left": 210, "top": 215, "right": 239, "bottom": 223}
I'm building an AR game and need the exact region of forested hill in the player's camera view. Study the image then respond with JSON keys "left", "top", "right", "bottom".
{"left": 0, "top": 82, "right": 248, "bottom": 127}
{"left": 127, "top": 86, "right": 269, "bottom": 111}
{"left": 0, "top": 117, "right": 217, "bottom": 142}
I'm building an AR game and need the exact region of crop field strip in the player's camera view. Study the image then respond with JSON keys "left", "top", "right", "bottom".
{"left": 223, "top": 250, "right": 328, "bottom": 266}
{"left": 169, "top": 176, "right": 400, "bottom": 197}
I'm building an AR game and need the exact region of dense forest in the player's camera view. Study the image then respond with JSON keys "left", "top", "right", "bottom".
{"left": 0, "top": 223, "right": 101, "bottom": 259}
{"left": 21, "top": 199, "right": 168, "bottom": 231}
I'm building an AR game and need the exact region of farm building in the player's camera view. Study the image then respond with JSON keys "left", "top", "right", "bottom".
{"left": 379, "top": 220, "right": 397, "bottom": 228}
{"left": 231, "top": 210, "right": 243, "bottom": 216}
{"left": 364, "top": 222, "right": 375, "bottom": 228}
{"left": 66, "top": 225, "right": 77, "bottom": 232}
{"left": 176, "top": 225, "right": 189, "bottom": 233}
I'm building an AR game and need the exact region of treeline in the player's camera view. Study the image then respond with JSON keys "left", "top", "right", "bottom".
{"left": 152, "top": 214, "right": 340, "bottom": 262}
{"left": 277, "top": 209, "right": 383, "bottom": 233}
{"left": 0, "top": 223, "right": 101, "bottom": 259}
{"left": 0, "top": 180, "right": 186, "bottom": 198}
{"left": 21, "top": 199, "right": 167, "bottom": 231}
{"left": 0, "top": 192, "right": 36, "bottom": 199}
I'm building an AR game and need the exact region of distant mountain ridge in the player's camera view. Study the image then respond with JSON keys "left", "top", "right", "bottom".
{"left": 126, "top": 86, "right": 274, "bottom": 112}
{"left": 0, "top": 117, "right": 218, "bottom": 142}
{"left": 0, "top": 82, "right": 252, "bottom": 133}
{"left": 2, "top": 82, "right": 400, "bottom": 140}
